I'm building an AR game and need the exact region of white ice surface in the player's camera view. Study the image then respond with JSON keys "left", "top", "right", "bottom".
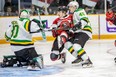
{"left": 0, "top": 40, "right": 116, "bottom": 77}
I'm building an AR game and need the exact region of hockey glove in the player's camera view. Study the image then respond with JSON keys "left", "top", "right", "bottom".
{"left": 72, "top": 22, "right": 82, "bottom": 31}
{"left": 62, "top": 24, "right": 70, "bottom": 30}
{"left": 32, "top": 19, "right": 46, "bottom": 28}
{"left": 52, "top": 27, "right": 58, "bottom": 37}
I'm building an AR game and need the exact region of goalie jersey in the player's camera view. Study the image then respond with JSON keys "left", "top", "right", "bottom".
{"left": 5, "top": 18, "right": 40, "bottom": 51}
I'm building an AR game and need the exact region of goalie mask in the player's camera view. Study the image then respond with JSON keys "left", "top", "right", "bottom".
{"left": 19, "top": 10, "right": 30, "bottom": 19}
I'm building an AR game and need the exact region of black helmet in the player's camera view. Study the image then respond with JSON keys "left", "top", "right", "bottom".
{"left": 57, "top": 6, "right": 68, "bottom": 13}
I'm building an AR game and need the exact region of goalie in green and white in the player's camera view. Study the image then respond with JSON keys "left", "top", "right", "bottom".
{"left": 3, "top": 9, "right": 45, "bottom": 70}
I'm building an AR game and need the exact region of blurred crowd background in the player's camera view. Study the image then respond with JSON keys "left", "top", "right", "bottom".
{"left": 0, "top": 0, "right": 116, "bottom": 16}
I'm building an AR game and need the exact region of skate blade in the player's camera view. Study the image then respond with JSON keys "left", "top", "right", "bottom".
{"left": 27, "top": 68, "right": 41, "bottom": 71}
{"left": 27, "top": 67, "right": 41, "bottom": 71}
{"left": 72, "top": 60, "right": 83, "bottom": 65}
{"left": 82, "top": 64, "right": 93, "bottom": 68}
{"left": 72, "top": 62, "right": 82, "bottom": 66}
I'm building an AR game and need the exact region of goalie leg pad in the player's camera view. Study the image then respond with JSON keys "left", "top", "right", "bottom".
{"left": 30, "top": 54, "right": 44, "bottom": 69}
{"left": 1, "top": 55, "right": 17, "bottom": 67}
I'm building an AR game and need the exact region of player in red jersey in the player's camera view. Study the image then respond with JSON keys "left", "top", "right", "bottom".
{"left": 106, "top": 9, "right": 116, "bottom": 25}
{"left": 50, "top": 6, "right": 73, "bottom": 63}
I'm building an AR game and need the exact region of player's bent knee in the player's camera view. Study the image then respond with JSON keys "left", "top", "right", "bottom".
{"left": 60, "top": 35, "right": 67, "bottom": 44}
{"left": 73, "top": 44, "right": 82, "bottom": 51}
{"left": 64, "top": 41, "right": 73, "bottom": 49}
{"left": 50, "top": 53, "right": 59, "bottom": 61}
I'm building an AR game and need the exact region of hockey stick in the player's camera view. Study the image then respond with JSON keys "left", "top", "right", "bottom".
{"left": 37, "top": 8, "right": 46, "bottom": 41}
{"left": 30, "top": 24, "right": 80, "bottom": 33}
{"left": 29, "top": 28, "right": 68, "bottom": 33}
{"left": 31, "top": 26, "right": 75, "bottom": 33}
{"left": 43, "top": 26, "right": 72, "bottom": 32}
{"left": 110, "top": 5, "right": 116, "bottom": 10}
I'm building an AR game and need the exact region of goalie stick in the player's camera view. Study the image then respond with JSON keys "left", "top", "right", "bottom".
{"left": 37, "top": 8, "right": 46, "bottom": 41}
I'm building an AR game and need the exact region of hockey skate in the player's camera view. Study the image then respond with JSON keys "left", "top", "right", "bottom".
{"left": 27, "top": 54, "right": 44, "bottom": 71}
{"left": 27, "top": 64, "right": 41, "bottom": 71}
{"left": 61, "top": 53, "right": 66, "bottom": 64}
{"left": 81, "top": 58, "right": 93, "bottom": 68}
{"left": 72, "top": 57, "right": 83, "bottom": 64}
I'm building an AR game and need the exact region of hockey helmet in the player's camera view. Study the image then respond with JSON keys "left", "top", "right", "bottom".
{"left": 68, "top": 1, "right": 79, "bottom": 9}
{"left": 57, "top": 6, "right": 68, "bottom": 13}
{"left": 19, "top": 9, "right": 30, "bottom": 19}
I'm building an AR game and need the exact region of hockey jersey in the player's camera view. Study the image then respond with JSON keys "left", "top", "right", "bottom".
{"left": 73, "top": 8, "right": 92, "bottom": 38}
{"left": 5, "top": 18, "right": 40, "bottom": 51}
{"left": 51, "top": 14, "right": 73, "bottom": 36}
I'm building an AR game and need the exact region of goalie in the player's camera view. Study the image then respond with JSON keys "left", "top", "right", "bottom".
{"left": 50, "top": 6, "right": 74, "bottom": 63}
{"left": 2, "top": 9, "right": 44, "bottom": 71}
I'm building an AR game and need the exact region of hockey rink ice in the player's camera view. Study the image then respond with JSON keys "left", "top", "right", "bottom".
{"left": 0, "top": 40, "right": 116, "bottom": 77}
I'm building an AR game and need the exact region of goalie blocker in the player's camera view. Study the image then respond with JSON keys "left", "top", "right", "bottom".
{"left": 0, "top": 54, "right": 44, "bottom": 68}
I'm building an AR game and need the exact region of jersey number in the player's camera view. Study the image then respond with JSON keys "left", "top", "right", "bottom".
{"left": 11, "top": 21, "right": 19, "bottom": 38}
{"left": 79, "top": 12, "right": 85, "bottom": 16}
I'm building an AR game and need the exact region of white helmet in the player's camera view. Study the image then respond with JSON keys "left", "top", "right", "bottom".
{"left": 68, "top": 1, "right": 79, "bottom": 9}
{"left": 19, "top": 10, "right": 30, "bottom": 19}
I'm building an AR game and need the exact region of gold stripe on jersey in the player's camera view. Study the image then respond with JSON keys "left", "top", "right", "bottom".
{"left": 83, "top": 25, "right": 92, "bottom": 33}
{"left": 24, "top": 21, "right": 30, "bottom": 32}
{"left": 10, "top": 41, "right": 34, "bottom": 45}
{"left": 80, "top": 17, "right": 89, "bottom": 23}
{"left": 10, "top": 39, "right": 34, "bottom": 45}
{"left": 10, "top": 43, "right": 34, "bottom": 46}
{"left": 78, "top": 48, "right": 85, "bottom": 56}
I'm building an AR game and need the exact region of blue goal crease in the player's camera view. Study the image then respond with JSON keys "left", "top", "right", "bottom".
{"left": 0, "top": 66, "right": 63, "bottom": 77}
